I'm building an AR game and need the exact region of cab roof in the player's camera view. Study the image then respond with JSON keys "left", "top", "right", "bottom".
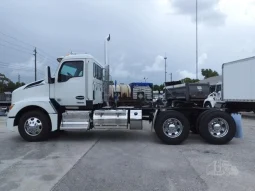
{"left": 57, "top": 53, "right": 103, "bottom": 67}
{"left": 57, "top": 54, "right": 94, "bottom": 62}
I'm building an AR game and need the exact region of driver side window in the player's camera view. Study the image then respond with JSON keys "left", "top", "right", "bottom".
{"left": 58, "top": 61, "right": 84, "bottom": 82}
{"left": 216, "top": 85, "right": 221, "bottom": 93}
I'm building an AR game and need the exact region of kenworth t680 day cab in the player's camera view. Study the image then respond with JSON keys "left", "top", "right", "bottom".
{"left": 6, "top": 54, "right": 241, "bottom": 145}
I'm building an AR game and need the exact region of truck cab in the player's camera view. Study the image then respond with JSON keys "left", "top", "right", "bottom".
{"left": 203, "top": 82, "right": 222, "bottom": 108}
{"left": 7, "top": 54, "right": 104, "bottom": 140}
{"left": 53, "top": 53, "right": 104, "bottom": 108}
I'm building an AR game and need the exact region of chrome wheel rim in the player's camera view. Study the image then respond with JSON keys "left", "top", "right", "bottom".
{"left": 208, "top": 118, "right": 229, "bottom": 138}
{"left": 163, "top": 118, "right": 183, "bottom": 138}
{"left": 24, "top": 117, "right": 43, "bottom": 136}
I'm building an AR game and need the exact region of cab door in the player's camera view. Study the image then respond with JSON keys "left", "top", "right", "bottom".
{"left": 54, "top": 60, "right": 85, "bottom": 107}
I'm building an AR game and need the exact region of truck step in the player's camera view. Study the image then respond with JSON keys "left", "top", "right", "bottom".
{"left": 60, "top": 122, "right": 89, "bottom": 130}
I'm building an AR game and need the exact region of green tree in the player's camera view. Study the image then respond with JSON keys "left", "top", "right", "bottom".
{"left": 201, "top": 69, "right": 219, "bottom": 79}
{"left": 0, "top": 73, "right": 25, "bottom": 92}
{"left": 181, "top": 77, "right": 199, "bottom": 83}
{"left": 153, "top": 84, "right": 164, "bottom": 91}
{"left": 153, "top": 85, "right": 160, "bottom": 91}
{"left": 159, "top": 84, "right": 164, "bottom": 90}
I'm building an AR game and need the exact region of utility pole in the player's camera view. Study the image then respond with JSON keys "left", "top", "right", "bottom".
{"left": 169, "top": 73, "right": 172, "bottom": 82}
{"left": 164, "top": 55, "right": 167, "bottom": 85}
{"left": 33, "top": 47, "right": 37, "bottom": 81}
{"left": 196, "top": 0, "right": 198, "bottom": 80}
{"left": 18, "top": 74, "right": 20, "bottom": 83}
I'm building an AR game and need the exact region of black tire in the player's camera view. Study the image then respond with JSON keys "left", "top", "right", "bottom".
{"left": 18, "top": 110, "right": 51, "bottom": 142}
{"left": 190, "top": 126, "right": 199, "bottom": 134}
{"left": 154, "top": 111, "right": 190, "bottom": 145}
{"left": 195, "top": 109, "right": 218, "bottom": 133}
{"left": 199, "top": 111, "right": 236, "bottom": 144}
{"left": 204, "top": 102, "right": 212, "bottom": 108}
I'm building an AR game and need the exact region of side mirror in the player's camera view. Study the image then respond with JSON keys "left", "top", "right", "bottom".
{"left": 45, "top": 66, "right": 53, "bottom": 84}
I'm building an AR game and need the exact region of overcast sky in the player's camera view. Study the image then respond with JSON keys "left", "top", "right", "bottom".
{"left": 0, "top": 0, "right": 255, "bottom": 84}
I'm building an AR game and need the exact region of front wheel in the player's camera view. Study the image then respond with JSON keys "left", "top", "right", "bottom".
{"left": 18, "top": 110, "right": 51, "bottom": 142}
{"left": 154, "top": 111, "right": 190, "bottom": 145}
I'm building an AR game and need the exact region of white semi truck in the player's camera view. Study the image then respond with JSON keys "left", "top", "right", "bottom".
{"left": 6, "top": 53, "right": 240, "bottom": 145}
{"left": 203, "top": 82, "right": 222, "bottom": 108}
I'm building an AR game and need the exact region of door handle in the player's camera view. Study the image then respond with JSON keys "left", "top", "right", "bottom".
{"left": 76, "top": 96, "right": 84, "bottom": 100}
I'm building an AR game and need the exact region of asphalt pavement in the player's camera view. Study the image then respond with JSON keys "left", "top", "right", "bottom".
{"left": 0, "top": 116, "right": 255, "bottom": 191}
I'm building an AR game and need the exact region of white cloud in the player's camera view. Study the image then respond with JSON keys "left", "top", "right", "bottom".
{"left": 178, "top": 70, "right": 196, "bottom": 79}
{"left": 178, "top": 69, "right": 205, "bottom": 80}
{"left": 143, "top": 55, "right": 164, "bottom": 72}
{"left": 110, "top": 53, "right": 134, "bottom": 79}
{"left": 111, "top": 63, "right": 132, "bottom": 78}
{"left": 171, "top": 0, "right": 226, "bottom": 26}
{"left": 198, "top": 53, "right": 208, "bottom": 65}
{"left": 220, "top": 0, "right": 255, "bottom": 24}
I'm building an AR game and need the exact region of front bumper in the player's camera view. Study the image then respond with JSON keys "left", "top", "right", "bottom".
{"left": 6, "top": 117, "right": 15, "bottom": 131}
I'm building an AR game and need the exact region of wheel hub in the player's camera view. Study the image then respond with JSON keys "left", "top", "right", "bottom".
{"left": 208, "top": 118, "right": 229, "bottom": 138}
{"left": 163, "top": 118, "right": 183, "bottom": 138}
{"left": 24, "top": 117, "right": 43, "bottom": 136}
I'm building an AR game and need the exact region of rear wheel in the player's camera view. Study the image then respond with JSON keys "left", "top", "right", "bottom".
{"left": 154, "top": 111, "right": 190, "bottom": 145}
{"left": 199, "top": 111, "right": 236, "bottom": 144}
{"left": 18, "top": 110, "right": 51, "bottom": 142}
{"left": 195, "top": 109, "right": 218, "bottom": 133}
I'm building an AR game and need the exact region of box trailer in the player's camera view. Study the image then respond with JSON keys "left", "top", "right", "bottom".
{"left": 220, "top": 56, "right": 255, "bottom": 112}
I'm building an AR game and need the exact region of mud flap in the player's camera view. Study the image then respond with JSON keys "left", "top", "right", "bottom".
{"left": 231, "top": 113, "right": 243, "bottom": 138}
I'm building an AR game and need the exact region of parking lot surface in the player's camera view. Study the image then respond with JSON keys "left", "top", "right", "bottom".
{"left": 0, "top": 116, "right": 255, "bottom": 191}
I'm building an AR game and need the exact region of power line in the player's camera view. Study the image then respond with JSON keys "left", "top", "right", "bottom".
{"left": 37, "top": 48, "right": 56, "bottom": 61}
{"left": 0, "top": 67, "right": 44, "bottom": 76}
{"left": 0, "top": 31, "right": 34, "bottom": 48}
{"left": 0, "top": 38, "right": 33, "bottom": 52}
{"left": 37, "top": 53, "right": 57, "bottom": 63}
{"left": 0, "top": 43, "right": 32, "bottom": 55}
{"left": 0, "top": 61, "right": 44, "bottom": 73}
{"left": 0, "top": 30, "right": 57, "bottom": 62}
{"left": 0, "top": 65, "right": 44, "bottom": 74}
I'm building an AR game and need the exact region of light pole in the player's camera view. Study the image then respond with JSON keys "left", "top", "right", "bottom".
{"left": 164, "top": 55, "right": 167, "bottom": 85}
{"left": 104, "top": 34, "right": 111, "bottom": 104}
{"left": 196, "top": 0, "right": 198, "bottom": 79}
{"left": 144, "top": 77, "right": 148, "bottom": 82}
{"left": 104, "top": 34, "right": 110, "bottom": 66}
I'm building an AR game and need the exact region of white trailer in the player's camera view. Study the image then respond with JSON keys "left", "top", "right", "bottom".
{"left": 216, "top": 56, "right": 255, "bottom": 112}
{"left": 6, "top": 53, "right": 240, "bottom": 145}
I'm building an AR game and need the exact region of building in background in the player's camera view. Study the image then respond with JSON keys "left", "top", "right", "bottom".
{"left": 199, "top": 75, "right": 222, "bottom": 93}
